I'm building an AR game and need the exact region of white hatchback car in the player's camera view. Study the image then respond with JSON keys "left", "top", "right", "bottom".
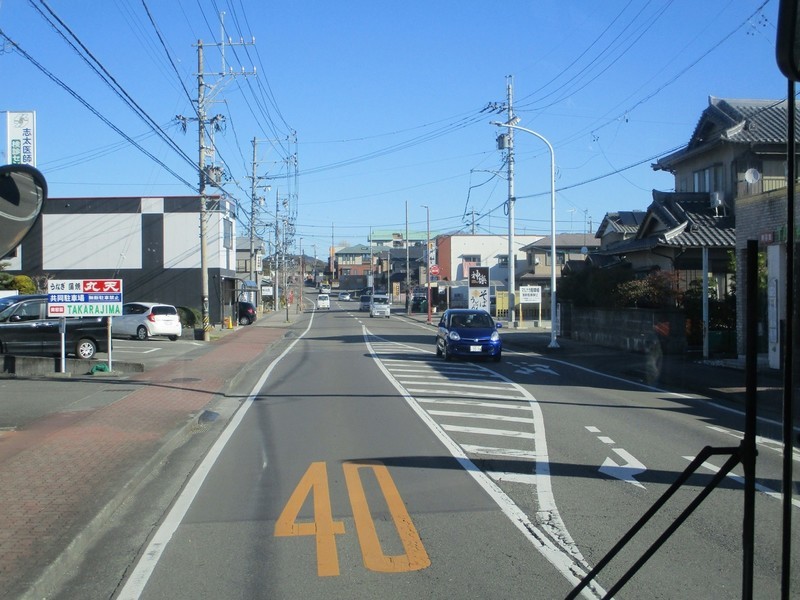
{"left": 370, "top": 295, "right": 391, "bottom": 318}
{"left": 317, "top": 294, "right": 331, "bottom": 310}
{"left": 113, "top": 302, "right": 182, "bottom": 340}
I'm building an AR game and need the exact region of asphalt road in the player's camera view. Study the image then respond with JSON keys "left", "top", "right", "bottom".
{"left": 78, "top": 298, "right": 796, "bottom": 599}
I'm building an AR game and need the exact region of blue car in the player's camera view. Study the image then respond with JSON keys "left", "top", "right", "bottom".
{"left": 435, "top": 309, "right": 502, "bottom": 362}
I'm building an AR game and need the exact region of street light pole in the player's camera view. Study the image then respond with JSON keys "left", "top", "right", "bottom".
{"left": 422, "top": 205, "right": 432, "bottom": 325}
{"left": 491, "top": 120, "right": 559, "bottom": 348}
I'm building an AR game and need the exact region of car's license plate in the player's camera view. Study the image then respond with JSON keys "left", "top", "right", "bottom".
{"left": 469, "top": 345, "right": 481, "bottom": 352}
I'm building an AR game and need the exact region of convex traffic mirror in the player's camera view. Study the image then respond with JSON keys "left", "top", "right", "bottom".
{"left": 0, "top": 164, "right": 47, "bottom": 258}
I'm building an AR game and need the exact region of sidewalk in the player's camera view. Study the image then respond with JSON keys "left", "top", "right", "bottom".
{"left": 0, "top": 308, "right": 298, "bottom": 599}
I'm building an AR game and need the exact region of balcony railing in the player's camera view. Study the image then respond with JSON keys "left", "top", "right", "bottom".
{"left": 737, "top": 176, "right": 787, "bottom": 198}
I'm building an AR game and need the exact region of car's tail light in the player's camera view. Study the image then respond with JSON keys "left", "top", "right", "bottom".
{"left": 147, "top": 314, "right": 156, "bottom": 322}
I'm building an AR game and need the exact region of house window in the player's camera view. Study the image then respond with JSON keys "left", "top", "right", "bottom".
{"left": 463, "top": 255, "right": 481, "bottom": 265}
{"left": 693, "top": 164, "right": 723, "bottom": 193}
{"left": 497, "top": 254, "right": 509, "bottom": 267}
{"left": 223, "top": 219, "right": 233, "bottom": 249}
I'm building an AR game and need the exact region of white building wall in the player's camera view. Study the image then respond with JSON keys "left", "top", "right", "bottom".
{"left": 42, "top": 212, "right": 143, "bottom": 270}
{"left": 164, "top": 212, "right": 200, "bottom": 269}
{"left": 446, "top": 234, "right": 543, "bottom": 285}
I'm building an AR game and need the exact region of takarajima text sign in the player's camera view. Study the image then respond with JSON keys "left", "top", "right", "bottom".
{"left": 47, "top": 279, "right": 123, "bottom": 317}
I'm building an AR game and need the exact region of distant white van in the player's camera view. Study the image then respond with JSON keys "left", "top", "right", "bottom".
{"left": 370, "top": 295, "right": 391, "bottom": 318}
{"left": 317, "top": 294, "right": 330, "bottom": 310}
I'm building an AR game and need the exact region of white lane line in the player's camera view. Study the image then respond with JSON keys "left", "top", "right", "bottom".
{"left": 117, "top": 313, "right": 317, "bottom": 599}
{"left": 541, "top": 355, "right": 798, "bottom": 433}
{"left": 705, "top": 425, "right": 800, "bottom": 462}
{"left": 364, "top": 326, "right": 606, "bottom": 599}
{"left": 686, "top": 457, "right": 800, "bottom": 509}
{"left": 598, "top": 436, "right": 615, "bottom": 445}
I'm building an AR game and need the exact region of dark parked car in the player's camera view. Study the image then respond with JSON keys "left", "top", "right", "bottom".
{"left": 0, "top": 294, "right": 108, "bottom": 359}
{"left": 435, "top": 308, "right": 502, "bottom": 362}
{"left": 236, "top": 301, "right": 258, "bottom": 325}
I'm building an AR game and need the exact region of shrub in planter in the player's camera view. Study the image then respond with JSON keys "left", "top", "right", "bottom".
{"left": 177, "top": 306, "right": 201, "bottom": 329}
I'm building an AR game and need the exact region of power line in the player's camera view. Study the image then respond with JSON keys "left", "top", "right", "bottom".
{"left": 0, "top": 27, "right": 197, "bottom": 191}
{"left": 32, "top": 0, "right": 198, "bottom": 172}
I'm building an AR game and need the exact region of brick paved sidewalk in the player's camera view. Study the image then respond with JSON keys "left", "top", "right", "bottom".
{"left": 0, "top": 322, "right": 290, "bottom": 599}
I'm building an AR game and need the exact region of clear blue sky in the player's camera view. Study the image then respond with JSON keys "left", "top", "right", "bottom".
{"left": 0, "top": 0, "right": 787, "bottom": 259}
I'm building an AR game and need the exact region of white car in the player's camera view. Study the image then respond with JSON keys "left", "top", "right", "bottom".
{"left": 370, "top": 295, "right": 391, "bottom": 318}
{"left": 113, "top": 302, "right": 182, "bottom": 340}
{"left": 317, "top": 294, "right": 331, "bottom": 310}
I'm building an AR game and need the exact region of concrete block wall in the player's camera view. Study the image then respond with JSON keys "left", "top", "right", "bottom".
{"left": 566, "top": 306, "right": 686, "bottom": 354}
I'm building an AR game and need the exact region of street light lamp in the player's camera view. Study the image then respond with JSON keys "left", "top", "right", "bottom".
{"left": 422, "top": 204, "right": 432, "bottom": 325}
{"left": 491, "top": 120, "right": 559, "bottom": 348}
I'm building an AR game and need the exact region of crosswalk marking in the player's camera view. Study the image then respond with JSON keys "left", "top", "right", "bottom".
{"left": 427, "top": 410, "right": 535, "bottom": 424}
{"left": 441, "top": 424, "right": 536, "bottom": 439}
{"left": 416, "top": 398, "right": 531, "bottom": 411}
{"left": 368, "top": 334, "right": 538, "bottom": 486}
{"left": 461, "top": 444, "right": 541, "bottom": 459}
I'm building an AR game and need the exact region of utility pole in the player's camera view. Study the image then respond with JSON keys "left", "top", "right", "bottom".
{"left": 423, "top": 205, "right": 431, "bottom": 325}
{"left": 505, "top": 75, "right": 516, "bottom": 327}
{"left": 250, "top": 138, "right": 257, "bottom": 286}
{"left": 179, "top": 25, "right": 255, "bottom": 341}
{"left": 298, "top": 238, "right": 303, "bottom": 313}
{"left": 406, "top": 201, "right": 410, "bottom": 316}
{"left": 274, "top": 191, "right": 280, "bottom": 314}
{"left": 249, "top": 137, "right": 272, "bottom": 308}
{"left": 369, "top": 228, "right": 374, "bottom": 294}
{"left": 197, "top": 40, "right": 210, "bottom": 340}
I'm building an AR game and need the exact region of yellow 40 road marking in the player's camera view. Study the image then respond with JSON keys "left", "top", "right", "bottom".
{"left": 274, "top": 460, "right": 430, "bottom": 576}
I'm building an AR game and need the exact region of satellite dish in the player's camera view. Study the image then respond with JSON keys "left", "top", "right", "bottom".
{"left": 0, "top": 164, "right": 47, "bottom": 257}
{"left": 744, "top": 168, "right": 761, "bottom": 184}
{"left": 581, "top": 246, "right": 589, "bottom": 255}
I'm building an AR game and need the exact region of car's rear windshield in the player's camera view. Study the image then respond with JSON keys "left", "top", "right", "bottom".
{"left": 152, "top": 306, "right": 177, "bottom": 316}
{"left": 373, "top": 297, "right": 389, "bottom": 304}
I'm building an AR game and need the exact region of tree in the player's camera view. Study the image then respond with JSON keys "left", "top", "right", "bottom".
{"left": 558, "top": 264, "right": 634, "bottom": 307}
{"left": 0, "top": 261, "right": 14, "bottom": 290}
{"left": 612, "top": 270, "right": 678, "bottom": 308}
{"left": 11, "top": 275, "right": 36, "bottom": 294}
